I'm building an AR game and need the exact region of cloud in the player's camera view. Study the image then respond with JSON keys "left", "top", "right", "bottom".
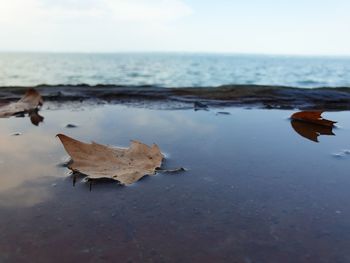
{"left": 2, "top": 0, "right": 348, "bottom": 54}
{"left": 0, "top": 0, "right": 192, "bottom": 24}
{"left": 105, "top": 0, "right": 192, "bottom": 21}
{"left": 0, "top": 0, "right": 40, "bottom": 24}
{"left": 0, "top": 0, "right": 193, "bottom": 51}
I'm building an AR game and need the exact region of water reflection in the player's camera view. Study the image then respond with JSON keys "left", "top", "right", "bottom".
{"left": 0, "top": 104, "right": 215, "bottom": 207}
{"left": 14, "top": 109, "right": 44, "bottom": 126}
{"left": 0, "top": 130, "right": 58, "bottom": 201}
{"left": 291, "top": 120, "right": 335, "bottom": 142}
{"left": 1, "top": 106, "right": 350, "bottom": 262}
{"left": 0, "top": 180, "right": 53, "bottom": 207}
{"left": 28, "top": 109, "right": 44, "bottom": 126}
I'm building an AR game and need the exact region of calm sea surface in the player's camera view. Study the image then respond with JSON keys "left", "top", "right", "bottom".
{"left": 1, "top": 53, "right": 350, "bottom": 88}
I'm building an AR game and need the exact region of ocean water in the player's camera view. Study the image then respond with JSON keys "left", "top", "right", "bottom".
{"left": 1, "top": 52, "right": 350, "bottom": 88}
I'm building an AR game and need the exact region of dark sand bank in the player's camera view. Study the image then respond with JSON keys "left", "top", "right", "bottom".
{"left": 1, "top": 104, "right": 350, "bottom": 262}
{"left": 1, "top": 84, "right": 350, "bottom": 110}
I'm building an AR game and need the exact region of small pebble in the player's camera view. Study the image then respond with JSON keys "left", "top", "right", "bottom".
{"left": 194, "top": 101, "right": 208, "bottom": 108}
{"left": 216, "top": 111, "right": 231, "bottom": 115}
{"left": 65, "top": 124, "right": 78, "bottom": 128}
{"left": 11, "top": 132, "right": 22, "bottom": 136}
{"left": 194, "top": 101, "right": 209, "bottom": 111}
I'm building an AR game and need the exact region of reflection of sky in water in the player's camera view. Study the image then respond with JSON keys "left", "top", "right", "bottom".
{"left": 0, "top": 105, "right": 349, "bottom": 207}
{"left": 0, "top": 105, "right": 218, "bottom": 206}
{"left": 1, "top": 105, "right": 350, "bottom": 262}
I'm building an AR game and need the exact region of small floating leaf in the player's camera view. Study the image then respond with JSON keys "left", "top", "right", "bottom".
{"left": 0, "top": 88, "right": 43, "bottom": 118}
{"left": 56, "top": 134, "right": 164, "bottom": 185}
{"left": 291, "top": 111, "right": 336, "bottom": 127}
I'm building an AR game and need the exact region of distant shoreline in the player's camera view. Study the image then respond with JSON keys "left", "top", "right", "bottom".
{"left": 1, "top": 84, "right": 350, "bottom": 110}
{"left": 1, "top": 51, "right": 350, "bottom": 58}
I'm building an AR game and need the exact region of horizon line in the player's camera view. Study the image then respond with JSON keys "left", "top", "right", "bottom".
{"left": 0, "top": 50, "right": 350, "bottom": 58}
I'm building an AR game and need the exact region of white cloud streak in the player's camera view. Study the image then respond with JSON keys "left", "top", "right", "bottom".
{"left": 0, "top": 0, "right": 192, "bottom": 23}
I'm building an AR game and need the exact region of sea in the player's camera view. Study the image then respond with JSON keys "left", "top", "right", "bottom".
{"left": 1, "top": 52, "right": 350, "bottom": 88}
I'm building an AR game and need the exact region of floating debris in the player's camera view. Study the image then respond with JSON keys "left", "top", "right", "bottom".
{"left": 194, "top": 101, "right": 208, "bottom": 111}
{"left": 0, "top": 88, "right": 43, "bottom": 118}
{"left": 57, "top": 134, "right": 169, "bottom": 185}
{"left": 216, "top": 111, "right": 231, "bottom": 115}
{"left": 156, "top": 167, "right": 186, "bottom": 173}
{"left": 291, "top": 111, "right": 336, "bottom": 127}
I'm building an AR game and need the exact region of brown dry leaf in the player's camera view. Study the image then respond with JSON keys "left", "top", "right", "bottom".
{"left": 56, "top": 134, "right": 164, "bottom": 185}
{"left": 0, "top": 88, "right": 43, "bottom": 118}
{"left": 291, "top": 111, "right": 336, "bottom": 127}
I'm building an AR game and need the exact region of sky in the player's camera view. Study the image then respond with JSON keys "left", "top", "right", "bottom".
{"left": 0, "top": 0, "right": 349, "bottom": 55}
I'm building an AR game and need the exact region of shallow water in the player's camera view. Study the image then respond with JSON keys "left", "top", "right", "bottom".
{"left": 0, "top": 105, "right": 350, "bottom": 262}
{"left": 1, "top": 53, "right": 350, "bottom": 88}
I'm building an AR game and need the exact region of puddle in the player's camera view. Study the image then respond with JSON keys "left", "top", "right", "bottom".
{"left": 0, "top": 105, "right": 350, "bottom": 262}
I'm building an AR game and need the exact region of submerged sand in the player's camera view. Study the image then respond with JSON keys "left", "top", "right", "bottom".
{"left": 0, "top": 102, "right": 350, "bottom": 262}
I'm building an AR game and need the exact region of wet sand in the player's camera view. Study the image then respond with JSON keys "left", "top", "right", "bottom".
{"left": 0, "top": 103, "right": 350, "bottom": 262}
